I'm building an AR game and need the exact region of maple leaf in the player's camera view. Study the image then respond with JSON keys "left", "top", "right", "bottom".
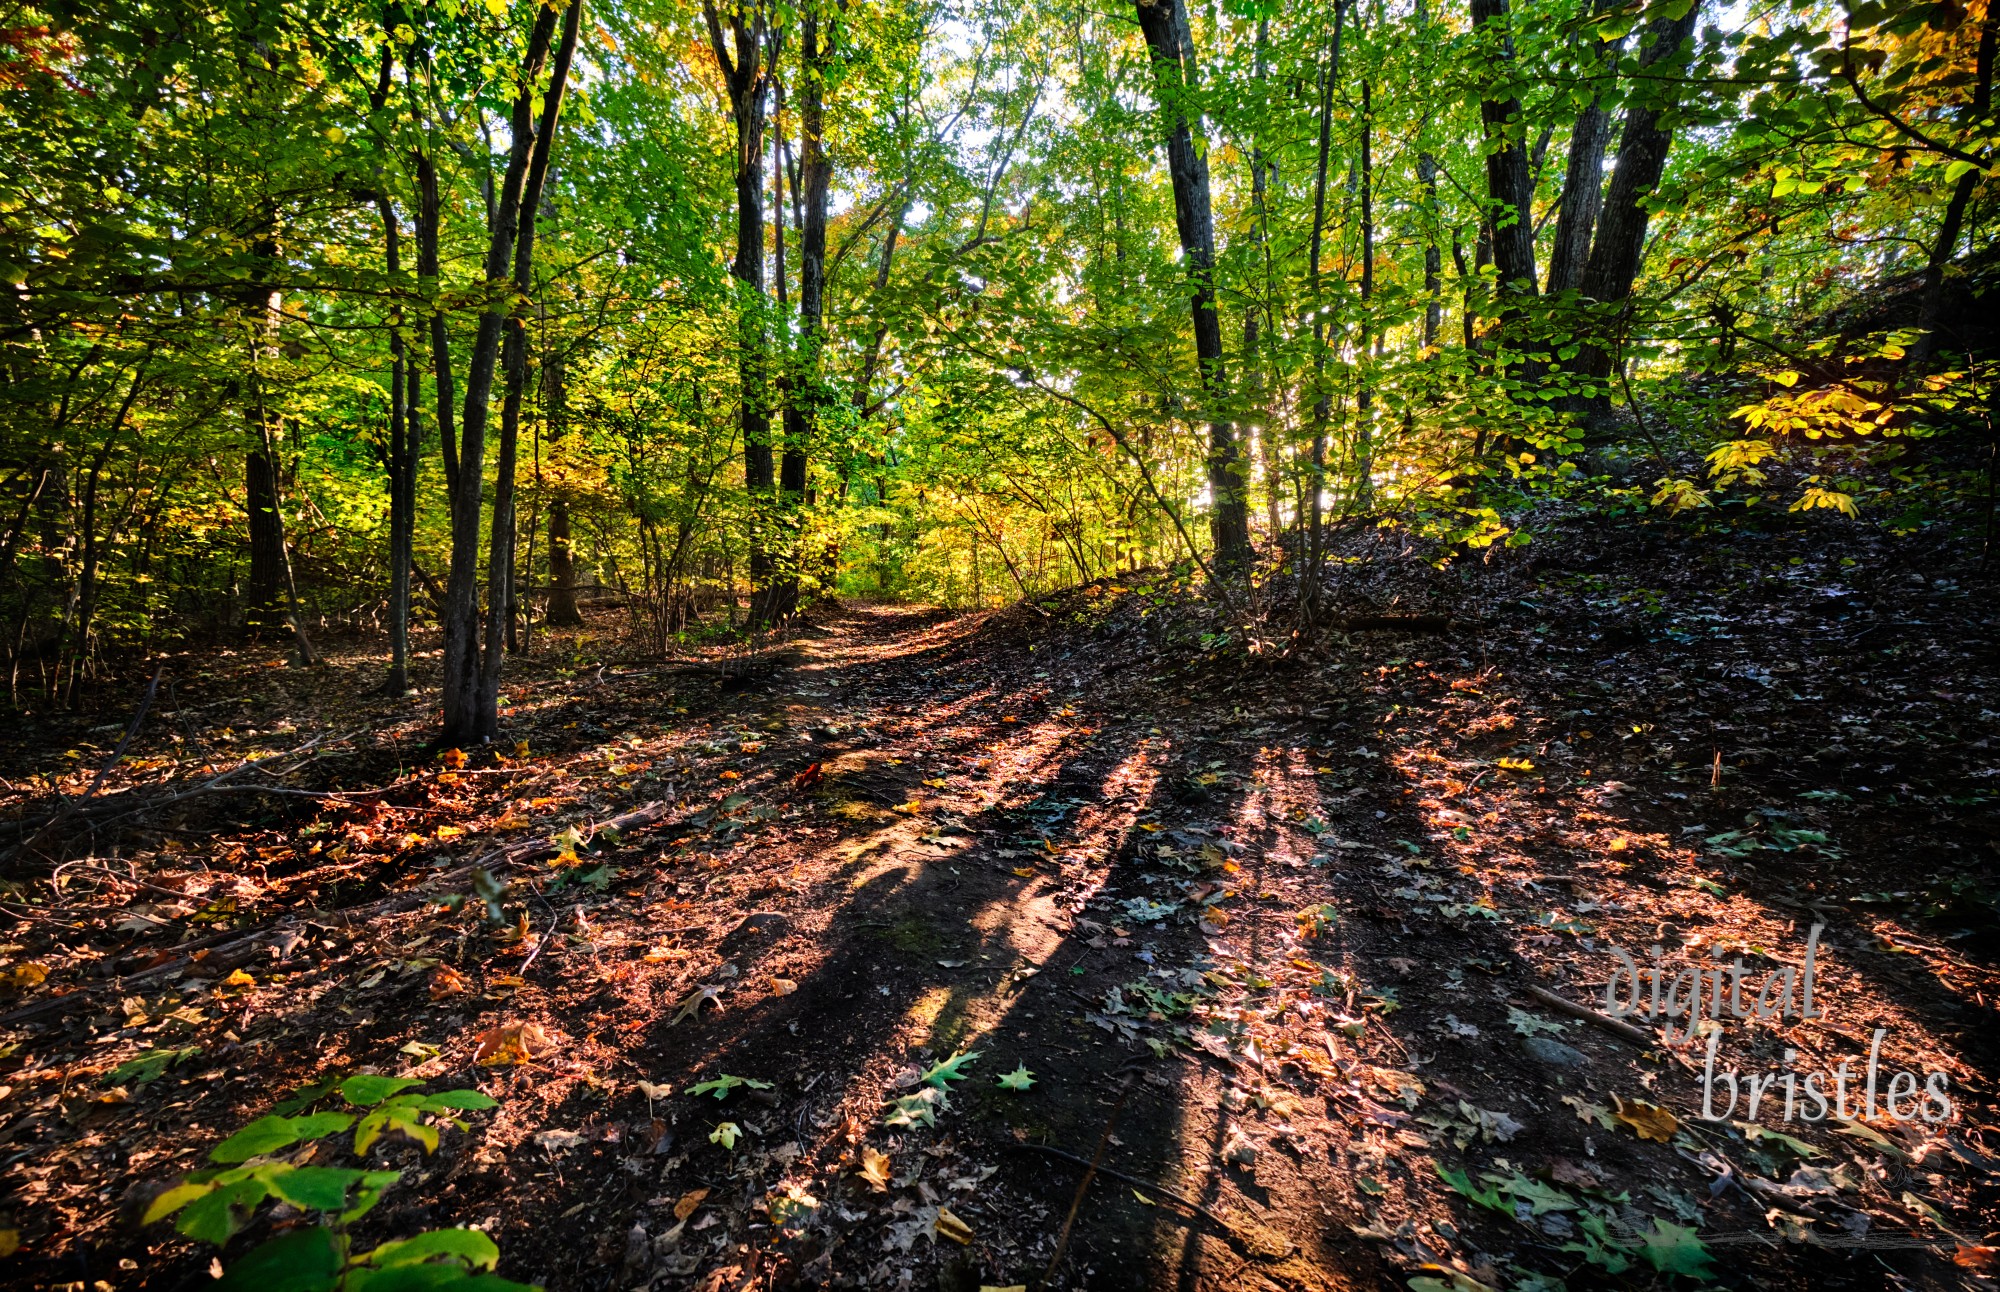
{"left": 472, "top": 1022, "right": 547, "bottom": 1067}
{"left": 857, "top": 1146, "right": 892, "bottom": 1191}
{"left": 1612, "top": 1094, "right": 1678, "bottom": 1142}
{"left": 1640, "top": 1219, "right": 1717, "bottom": 1280}
{"left": 996, "top": 1065, "right": 1036, "bottom": 1091}
{"left": 439, "top": 748, "right": 468, "bottom": 770}
{"left": 921, "top": 1050, "right": 981, "bottom": 1089}
{"left": 668, "top": 984, "right": 723, "bottom": 1027}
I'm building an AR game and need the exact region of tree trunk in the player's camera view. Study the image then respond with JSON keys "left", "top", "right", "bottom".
{"left": 755, "top": 3, "right": 832, "bottom": 626}
{"left": 1572, "top": 2, "right": 1703, "bottom": 390}
{"left": 706, "top": 1, "right": 776, "bottom": 622}
{"left": 1303, "top": 0, "right": 1343, "bottom": 625}
{"left": 1355, "top": 77, "right": 1375, "bottom": 506}
{"left": 1544, "top": 0, "right": 1623, "bottom": 297}
{"left": 1470, "top": 0, "right": 1538, "bottom": 299}
{"left": 375, "top": 195, "right": 416, "bottom": 694}
{"left": 437, "top": 0, "right": 570, "bottom": 748}
{"left": 543, "top": 349, "right": 584, "bottom": 627}
{"left": 1245, "top": 18, "right": 1278, "bottom": 542}
{"left": 1910, "top": 2, "right": 1995, "bottom": 367}
{"left": 1132, "top": 0, "right": 1249, "bottom": 579}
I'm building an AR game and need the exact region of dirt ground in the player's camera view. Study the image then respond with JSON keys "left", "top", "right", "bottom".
{"left": 1, "top": 510, "right": 1997, "bottom": 1292}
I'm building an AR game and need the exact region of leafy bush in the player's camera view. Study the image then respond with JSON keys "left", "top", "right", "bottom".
{"left": 142, "top": 1072, "right": 530, "bottom": 1292}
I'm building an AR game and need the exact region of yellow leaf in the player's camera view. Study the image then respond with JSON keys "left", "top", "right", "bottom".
{"left": 4, "top": 963, "right": 49, "bottom": 989}
{"left": 0, "top": 1228, "right": 16, "bottom": 1256}
{"left": 935, "top": 1207, "right": 973, "bottom": 1244}
{"left": 473, "top": 1022, "right": 547, "bottom": 1067}
{"left": 770, "top": 978, "right": 797, "bottom": 996}
{"left": 436, "top": 825, "right": 464, "bottom": 839}
{"left": 221, "top": 969, "right": 255, "bottom": 989}
{"left": 1612, "top": 1094, "right": 1678, "bottom": 1142}
{"left": 857, "top": 1146, "right": 892, "bottom": 1192}
{"left": 439, "top": 748, "right": 468, "bottom": 770}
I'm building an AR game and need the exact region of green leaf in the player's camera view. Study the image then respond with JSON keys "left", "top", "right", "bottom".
{"left": 1436, "top": 1164, "right": 1507, "bottom": 1214}
{"left": 995, "top": 1065, "right": 1035, "bottom": 1091}
{"left": 341, "top": 1170, "right": 405, "bottom": 1223}
{"left": 109, "top": 1046, "right": 201, "bottom": 1087}
{"left": 920, "top": 1050, "right": 981, "bottom": 1088}
{"left": 214, "top": 1227, "right": 344, "bottom": 1292}
{"left": 687, "top": 1074, "right": 772, "bottom": 1100}
{"left": 1640, "top": 1219, "right": 1718, "bottom": 1280}
{"left": 709, "top": 1121, "right": 741, "bottom": 1149}
{"left": 176, "top": 1175, "right": 270, "bottom": 1244}
{"left": 360, "top": 1228, "right": 501, "bottom": 1270}
{"left": 416, "top": 1089, "right": 499, "bottom": 1112}
{"left": 211, "top": 1115, "right": 306, "bottom": 1164}
{"left": 141, "top": 1178, "right": 219, "bottom": 1226}
{"left": 266, "top": 1166, "right": 367, "bottom": 1212}
{"left": 356, "top": 1100, "right": 439, "bottom": 1155}
{"left": 290, "top": 1111, "right": 359, "bottom": 1142}
{"left": 271, "top": 1076, "right": 341, "bottom": 1116}
{"left": 340, "top": 1074, "right": 427, "bottom": 1107}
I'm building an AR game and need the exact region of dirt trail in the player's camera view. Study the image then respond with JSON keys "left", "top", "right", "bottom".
{"left": 4, "top": 546, "right": 1999, "bottom": 1292}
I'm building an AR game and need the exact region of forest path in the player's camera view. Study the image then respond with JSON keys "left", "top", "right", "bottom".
{"left": 7, "top": 543, "right": 2000, "bottom": 1292}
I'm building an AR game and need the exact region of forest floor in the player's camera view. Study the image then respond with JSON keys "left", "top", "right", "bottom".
{"left": 1, "top": 510, "right": 1999, "bottom": 1292}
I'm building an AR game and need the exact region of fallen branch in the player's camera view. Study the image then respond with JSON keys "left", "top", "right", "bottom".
{"left": 15, "top": 666, "right": 162, "bottom": 856}
{"left": 1524, "top": 983, "right": 1656, "bottom": 1047}
{"left": 0, "top": 799, "right": 680, "bottom": 1026}
{"left": 1007, "top": 1142, "right": 1238, "bottom": 1235}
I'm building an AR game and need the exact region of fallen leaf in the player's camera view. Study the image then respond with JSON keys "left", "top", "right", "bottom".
{"left": 770, "top": 977, "right": 797, "bottom": 996}
{"left": 857, "top": 1146, "right": 892, "bottom": 1192}
{"left": 709, "top": 1121, "right": 740, "bottom": 1149}
{"left": 934, "top": 1207, "right": 973, "bottom": 1245}
{"left": 674, "top": 1188, "right": 710, "bottom": 1221}
{"left": 430, "top": 965, "right": 470, "bottom": 999}
{"left": 669, "top": 984, "right": 723, "bottom": 1027}
{"left": 996, "top": 1065, "right": 1036, "bottom": 1091}
{"left": 473, "top": 1022, "right": 548, "bottom": 1067}
{"left": 1613, "top": 1094, "right": 1678, "bottom": 1142}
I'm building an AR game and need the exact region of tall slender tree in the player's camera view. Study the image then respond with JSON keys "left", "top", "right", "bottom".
{"left": 1132, "top": 0, "right": 1250, "bottom": 577}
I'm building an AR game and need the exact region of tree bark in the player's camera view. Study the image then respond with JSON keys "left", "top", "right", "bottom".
{"left": 1910, "top": 1, "right": 1994, "bottom": 367}
{"left": 1132, "top": 0, "right": 1250, "bottom": 578}
{"left": 1470, "top": 0, "right": 1538, "bottom": 299}
{"left": 1544, "top": 0, "right": 1623, "bottom": 297}
{"left": 705, "top": 1, "right": 776, "bottom": 621}
{"left": 438, "top": 1, "right": 566, "bottom": 748}
{"left": 375, "top": 195, "right": 416, "bottom": 694}
{"left": 1572, "top": 1, "right": 1702, "bottom": 390}
{"left": 1303, "top": 0, "right": 1343, "bottom": 625}
{"left": 479, "top": 0, "right": 582, "bottom": 732}
{"left": 755, "top": 2, "right": 832, "bottom": 626}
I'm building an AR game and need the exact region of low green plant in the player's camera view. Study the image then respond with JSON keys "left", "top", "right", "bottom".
{"left": 143, "top": 1072, "right": 528, "bottom": 1292}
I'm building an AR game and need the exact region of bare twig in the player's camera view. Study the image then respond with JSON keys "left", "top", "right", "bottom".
{"left": 16, "top": 666, "right": 162, "bottom": 855}
{"left": 1524, "top": 983, "right": 1656, "bottom": 1047}
{"left": 1043, "top": 1071, "right": 1136, "bottom": 1285}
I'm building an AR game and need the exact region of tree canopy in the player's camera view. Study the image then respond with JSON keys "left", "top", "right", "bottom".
{"left": 2, "top": 0, "right": 1994, "bottom": 722}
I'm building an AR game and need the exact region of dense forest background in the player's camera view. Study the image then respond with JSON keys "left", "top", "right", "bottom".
{"left": 2, "top": 0, "right": 1993, "bottom": 735}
